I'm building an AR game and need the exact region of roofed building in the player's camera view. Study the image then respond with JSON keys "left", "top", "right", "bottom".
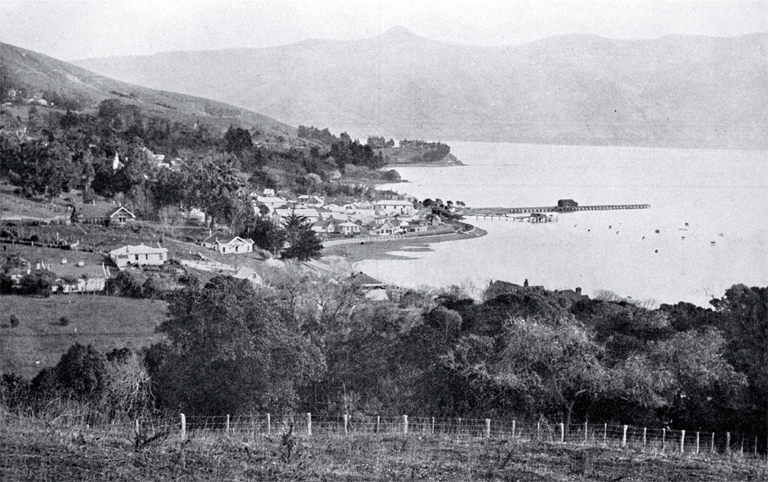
{"left": 109, "top": 244, "right": 168, "bottom": 268}
{"left": 202, "top": 234, "right": 254, "bottom": 254}
{"left": 73, "top": 204, "right": 136, "bottom": 227}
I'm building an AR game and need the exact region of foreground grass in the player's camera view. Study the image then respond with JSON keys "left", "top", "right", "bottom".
{"left": 0, "top": 295, "right": 167, "bottom": 378}
{"left": 1, "top": 413, "right": 765, "bottom": 481}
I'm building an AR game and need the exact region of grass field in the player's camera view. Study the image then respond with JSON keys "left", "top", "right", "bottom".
{"left": 0, "top": 411, "right": 765, "bottom": 481}
{"left": 0, "top": 295, "right": 167, "bottom": 378}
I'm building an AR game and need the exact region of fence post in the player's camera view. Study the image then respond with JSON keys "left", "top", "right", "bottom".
{"left": 584, "top": 422, "right": 588, "bottom": 443}
{"left": 711, "top": 432, "right": 715, "bottom": 453}
{"left": 620, "top": 425, "right": 627, "bottom": 447}
{"left": 680, "top": 430, "right": 685, "bottom": 454}
{"left": 696, "top": 432, "right": 700, "bottom": 454}
{"left": 643, "top": 428, "right": 647, "bottom": 450}
{"left": 559, "top": 423, "right": 565, "bottom": 443}
{"left": 512, "top": 420, "right": 516, "bottom": 439}
{"left": 377, "top": 416, "right": 381, "bottom": 434}
{"left": 603, "top": 423, "right": 607, "bottom": 445}
{"left": 726, "top": 432, "right": 731, "bottom": 455}
{"left": 180, "top": 413, "right": 186, "bottom": 442}
{"left": 662, "top": 428, "right": 666, "bottom": 451}
{"left": 740, "top": 437, "right": 744, "bottom": 457}
{"left": 431, "top": 417, "right": 435, "bottom": 435}
{"left": 485, "top": 419, "right": 491, "bottom": 439}
{"left": 403, "top": 415, "right": 408, "bottom": 435}
{"left": 307, "top": 413, "right": 312, "bottom": 437}
{"left": 226, "top": 414, "right": 230, "bottom": 434}
{"left": 458, "top": 417, "right": 462, "bottom": 437}
{"left": 135, "top": 419, "right": 140, "bottom": 437}
{"left": 537, "top": 422, "right": 541, "bottom": 441}
{"left": 267, "top": 413, "right": 271, "bottom": 436}
{"left": 344, "top": 414, "right": 349, "bottom": 435}
{"left": 755, "top": 437, "right": 758, "bottom": 456}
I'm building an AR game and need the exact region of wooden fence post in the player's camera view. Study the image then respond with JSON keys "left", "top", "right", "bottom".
{"left": 226, "top": 414, "right": 230, "bottom": 434}
{"left": 726, "top": 432, "right": 731, "bottom": 455}
{"left": 377, "top": 416, "right": 381, "bottom": 434}
{"left": 662, "top": 428, "right": 666, "bottom": 451}
{"left": 584, "top": 422, "right": 588, "bottom": 443}
{"left": 711, "top": 433, "right": 715, "bottom": 453}
{"left": 643, "top": 428, "right": 647, "bottom": 449}
{"left": 621, "top": 425, "right": 627, "bottom": 447}
{"left": 135, "top": 419, "right": 140, "bottom": 437}
{"left": 680, "top": 430, "right": 685, "bottom": 453}
{"left": 696, "top": 432, "right": 700, "bottom": 454}
{"left": 559, "top": 423, "right": 565, "bottom": 443}
{"left": 755, "top": 437, "right": 758, "bottom": 457}
{"left": 512, "top": 420, "right": 516, "bottom": 439}
{"left": 344, "top": 414, "right": 349, "bottom": 435}
{"left": 267, "top": 413, "right": 271, "bottom": 436}
{"left": 458, "top": 417, "right": 462, "bottom": 436}
{"left": 431, "top": 417, "right": 434, "bottom": 435}
{"left": 485, "top": 419, "right": 491, "bottom": 439}
{"left": 537, "top": 422, "right": 541, "bottom": 441}
{"left": 403, "top": 415, "right": 408, "bottom": 435}
{"left": 180, "top": 413, "right": 186, "bottom": 442}
{"left": 307, "top": 413, "right": 312, "bottom": 437}
{"left": 603, "top": 423, "right": 607, "bottom": 445}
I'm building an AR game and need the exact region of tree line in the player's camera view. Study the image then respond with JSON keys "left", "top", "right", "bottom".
{"left": 2, "top": 274, "right": 766, "bottom": 450}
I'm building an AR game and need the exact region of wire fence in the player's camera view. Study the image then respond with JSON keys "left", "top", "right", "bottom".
{"left": 72, "top": 413, "right": 763, "bottom": 464}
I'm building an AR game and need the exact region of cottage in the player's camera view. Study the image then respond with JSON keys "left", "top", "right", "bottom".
{"left": 253, "top": 195, "right": 288, "bottom": 214}
{"left": 73, "top": 204, "right": 135, "bottom": 227}
{"left": 311, "top": 220, "right": 336, "bottom": 234}
{"left": 202, "top": 234, "right": 254, "bottom": 254}
{"left": 109, "top": 244, "right": 168, "bottom": 268}
{"left": 233, "top": 266, "right": 263, "bottom": 287}
{"left": 374, "top": 199, "right": 414, "bottom": 216}
{"left": 50, "top": 263, "right": 109, "bottom": 293}
{"left": 338, "top": 221, "right": 362, "bottom": 236}
{"left": 371, "top": 222, "right": 396, "bottom": 236}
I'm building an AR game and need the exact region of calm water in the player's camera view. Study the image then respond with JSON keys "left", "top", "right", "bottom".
{"left": 357, "top": 142, "right": 768, "bottom": 306}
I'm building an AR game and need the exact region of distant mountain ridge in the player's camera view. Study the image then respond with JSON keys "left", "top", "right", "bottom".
{"left": 0, "top": 41, "right": 295, "bottom": 136}
{"left": 74, "top": 28, "right": 768, "bottom": 149}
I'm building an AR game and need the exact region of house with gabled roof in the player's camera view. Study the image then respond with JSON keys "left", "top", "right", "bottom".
{"left": 109, "top": 244, "right": 168, "bottom": 268}
{"left": 73, "top": 204, "right": 136, "bottom": 227}
{"left": 202, "top": 234, "right": 254, "bottom": 254}
{"left": 338, "top": 221, "right": 362, "bottom": 236}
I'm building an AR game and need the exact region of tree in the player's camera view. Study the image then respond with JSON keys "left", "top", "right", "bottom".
{"left": 19, "top": 270, "right": 56, "bottom": 297}
{"left": 242, "top": 217, "right": 286, "bottom": 255}
{"left": 281, "top": 212, "right": 322, "bottom": 261}
{"left": 55, "top": 343, "right": 108, "bottom": 401}
{"left": 446, "top": 317, "right": 612, "bottom": 428}
{"left": 223, "top": 126, "right": 253, "bottom": 155}
{"left": 152, "top": 276, "right": 324, "bottom": 415}
{"left": 710, "top": 285, "right": 768, "bottom": 446}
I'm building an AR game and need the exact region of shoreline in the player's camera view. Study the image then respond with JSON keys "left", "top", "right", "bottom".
{"left": 322, "top": 222, "right": 486, "bottom": 264}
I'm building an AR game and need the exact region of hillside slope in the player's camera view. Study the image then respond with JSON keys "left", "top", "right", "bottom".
{"left": 75, "top": 28, "right": 768, "bottom": 149}
{"left": 0, "top": 41, "right": 295, "bottom": 136}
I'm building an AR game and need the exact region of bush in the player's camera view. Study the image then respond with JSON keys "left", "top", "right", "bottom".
{"left": 9, "top": 314, "right": 19, "bottom": 327}
{"left": 59, "top": 316, "right": 70, "bottom": 326}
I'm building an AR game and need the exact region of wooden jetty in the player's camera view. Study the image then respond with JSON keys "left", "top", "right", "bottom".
{"left": 465, "top": 199, "right": 649, "bottom": 219}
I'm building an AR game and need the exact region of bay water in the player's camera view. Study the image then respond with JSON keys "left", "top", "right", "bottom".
{"left": 357, "top": 142, "right": 768, "bottom": 306}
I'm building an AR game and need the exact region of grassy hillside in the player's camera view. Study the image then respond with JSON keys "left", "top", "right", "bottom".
{"left": 0, "top": 295, "right": 166, "bottom": 378}
{"left": 0, "top": 41, "right": 295, "bottom": 137}
{"left": 75, "top": 28, "right": 768, "bottom": 149}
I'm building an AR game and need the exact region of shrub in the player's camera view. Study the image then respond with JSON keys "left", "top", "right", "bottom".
{"left": 9, "top": 314, "right": 19, "bottom": 327}
{"left": 59, "top": 316, "right": 70, "bottom": 326}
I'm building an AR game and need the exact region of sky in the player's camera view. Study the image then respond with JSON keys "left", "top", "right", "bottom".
{"left": 0, "top": 0, "right": 765, "bottom": 61}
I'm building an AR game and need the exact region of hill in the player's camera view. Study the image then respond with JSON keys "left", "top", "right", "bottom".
{"left": 75, "top": 28, "right": 768, "bottom": 149}
{"left": 0, "top": 41, "right": 294, "bottom": 137}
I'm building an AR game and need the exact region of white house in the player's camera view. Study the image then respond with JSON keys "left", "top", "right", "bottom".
{"left": 311, "top": 219, "right": 336, "bottom": 234}
{"left": 371, "top": 222, "right": 396, "bottom": 236}
{"left": 74, "top": 204, "right": 136, "bottom": 227}
{"left": 298, "top": 195, "right": 324, "bottom": 208}
{"left": 374, "top": 200, "right": 414, "bottom": 216}
{"left": 233, "top": 266, "right": 263, "bottom": 287}
{"left": 109, "top": 245, "right": 168, "bottom": 268}
{"left": 338, "top": 221, "right": 362, "bottom": 236}
{"left": 202, "top": 234, "right": 254, "bottom": 254}
{"left": 253, "top": 195, "right": 288, "bottom": 214}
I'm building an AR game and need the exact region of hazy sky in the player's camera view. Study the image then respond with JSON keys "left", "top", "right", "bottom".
{"left": 0, "top": 0, "right": 765, "bottom": 60}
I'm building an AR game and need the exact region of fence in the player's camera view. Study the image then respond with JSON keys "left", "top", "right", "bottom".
{"left": 114, "top": 413, "right": 767, "bottom": 462}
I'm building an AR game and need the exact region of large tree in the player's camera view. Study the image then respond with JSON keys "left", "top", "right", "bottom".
{"left": 151, "top": 276, "right": 324, "bottom": 416}
{"left": 281, "top": 212, "right": 323, "bottom": 261}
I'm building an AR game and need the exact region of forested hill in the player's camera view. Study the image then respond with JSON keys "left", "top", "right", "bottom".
{"left": 75, "top": 28, "right": 768, "bottom": 149}
{"left": 0, "top": 41, "right": 294, "bottom": 136}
